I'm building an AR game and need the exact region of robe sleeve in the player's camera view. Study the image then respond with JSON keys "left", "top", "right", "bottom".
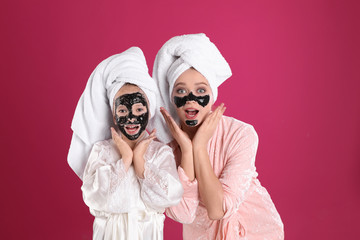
{"left": 219, "top": 125, "right": 259, "bottom": 219}
{"left": 165, "top": 166, "right": 200, "bottom": 224}
{"left": 81, "top": 141, "right": 128, "bottom": 212}
{"left": 138, "top": 143, "right": 184, "bottom": 210}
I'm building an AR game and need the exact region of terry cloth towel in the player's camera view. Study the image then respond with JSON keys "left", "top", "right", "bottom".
{"left": 148, "top": 33, "right": 232, "bottom": 144}
{"left": 68, "top": 47, "right": 158, "bottom": 179}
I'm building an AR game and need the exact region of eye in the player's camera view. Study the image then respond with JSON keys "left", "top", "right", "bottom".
{"left": 176, "top": 89, "right": 186, "bottom": 94}
{"left": 117, "top": 108, "right": 127, "bottom": 114}
{"left": 197, "top": 88, "right": 206, "bottom": 94}
{"left": 136, "top": 108, "right": 144, "bottom": 112}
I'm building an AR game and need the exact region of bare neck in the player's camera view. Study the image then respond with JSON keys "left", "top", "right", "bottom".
{"left": 123, "top": 138, "right": 137, "bottom": 149}
{"left": 121, "top": 131, "right": 146, "bottom": 149}
{"left": 180, "top": 122, "right": 200, "bottom": 140}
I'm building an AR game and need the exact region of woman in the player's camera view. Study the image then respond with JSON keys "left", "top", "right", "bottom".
{"left": 68, "top": 47, "right": 183, "bottom": 239}
{"left": 148, "top": 34, "right": 284, "bottom": 239}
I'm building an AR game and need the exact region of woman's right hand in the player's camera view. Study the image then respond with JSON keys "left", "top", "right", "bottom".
{"left": 111, "top": 127, "right": 133, "bottom": 166}
{"left": 160, "top": 107, "right": 192, "bottom": 152}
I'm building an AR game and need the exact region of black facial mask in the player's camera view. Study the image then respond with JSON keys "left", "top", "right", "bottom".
{"left": 173, "top": 92, "right": 210, "bottom": 108}
{"left": 185, "top": 120, "right": 198, "bottom": 126}
{"left": 173, "top": 92, "right": 210, "bottom": 127}
{"left": 114, "top": 92, "right": 149, "bottom": 140}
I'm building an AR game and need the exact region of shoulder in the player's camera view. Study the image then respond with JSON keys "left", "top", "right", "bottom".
{"left": 89, "top": 139, "right": 120, "bottom": 163}
{"left": 93, "top": 139, "right": 113, "bottom": 147}
{"left": 92, "top": 139, "right": 117, "bottom": 153}
{"left": 221, "top": 115, "right": 257, "bottom": 137}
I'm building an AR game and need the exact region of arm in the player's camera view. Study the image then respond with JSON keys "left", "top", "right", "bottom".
{"left": 138, "top": 143, "right": 184, "bottom": 210}
{"left": 165, "top": 166, "right": 200, "bottom": 224}
{"left": 192, "top": 104, "right": 226, "bottom": 220}
{"left": 219, "top": 125, "right": 258, "bottom": 219}
{"left": 81, "top": 141, "right": 128, "bottom": 212}
{"left": 159, "top": 107, "right": 199, "bottom": 223}
{"left": 132, "top": 130, "right": 157, "bottom": 178}
{"left": 160, "top": 107, "right": 195, "bottom": 180}
{"left": 193, "top": 146, "right": 224, "bottom": 220}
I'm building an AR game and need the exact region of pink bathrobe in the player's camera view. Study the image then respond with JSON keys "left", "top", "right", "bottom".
{"left": 166, "top": 116, "right": 284, "bottom": 240}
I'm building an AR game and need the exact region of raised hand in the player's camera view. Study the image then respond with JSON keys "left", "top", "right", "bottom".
{"left": 133, "top": 129, "right": 157, "bottom": 161}
{"left": 133, "top": 129, "right": 157, "bottom": 178}
{"left": 160, "top": 107, "right": 192, "bottom": 152}
{"left": 111, "top": 127, "right": 133, "bottom": 169}
{"left": 161, "top": 107, "right": 195, "bottom": 180}
{"left": 193, "top": 103, "right": 226, "bottom": 147}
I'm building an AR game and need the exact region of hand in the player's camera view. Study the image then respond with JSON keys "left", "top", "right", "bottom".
{"left": 193, "top": 103, "right": 226, "bottom": 147}
{"left": 160, "top": 107, "right": 192, "bottom": 152}
{"left": 133, "top": 129, "right": 157, "bottom": 178}
{"left": 133, "top": 129, "right": 157, "bottom": 160}
{"left": 111, "top": 127, "right": 133, "bottom": 165}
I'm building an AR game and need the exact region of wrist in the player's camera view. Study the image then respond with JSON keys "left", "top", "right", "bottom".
{"left": 133, "top": 156, "right": 145, "bottom": 178}
{"left": 122, "top": 155, "right": 132, "bottom": 163}
{"left": 192, "top": 140, "right": 208, "bottom": 150}
{"left": 179, "top": 143, "right": 193, "bottom": 154}
{"left": 133, "top": 153, "right": 144, "bottom": 162}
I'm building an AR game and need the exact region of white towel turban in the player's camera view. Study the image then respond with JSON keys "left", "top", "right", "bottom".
{"left": 148, "top": 33, "right": 232, "bottom": 144}
{"left": 68, "top": 47, "right": 158, "bottom": 179}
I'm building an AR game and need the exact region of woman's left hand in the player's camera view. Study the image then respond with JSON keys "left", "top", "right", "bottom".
{"left": 193, "top": 103, "right": 226, "bottom": 147}
{"left": 133, "top": 129, "right": 157, "bottom": 178}
{"left": 133, "top": 129, "right": 157, "bottom": 159}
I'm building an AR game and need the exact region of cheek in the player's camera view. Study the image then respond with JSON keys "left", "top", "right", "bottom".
{"left": 200, "top": 103, "right": 212, "bottom": 117}
{"left": 209, "top": 94, "right": 214, "bottom": 106}
{"left": 175, "top": 108, "right": 186, "bottom": 121}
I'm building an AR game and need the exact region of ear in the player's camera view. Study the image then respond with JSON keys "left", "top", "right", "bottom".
{"left": 113, "top": 112, "right": 117, "bottom": 125}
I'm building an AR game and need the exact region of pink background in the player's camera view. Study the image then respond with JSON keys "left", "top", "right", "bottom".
{"left": 1, "top": 0, "right": 359, "bottom": 239}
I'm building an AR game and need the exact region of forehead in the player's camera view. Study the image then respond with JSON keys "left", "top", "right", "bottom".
{"left": 174, "top": 68, "right": 210, "bottom": 87}
{"left": 115, "top": 84, "right": 143, "bottom": 98}
{"left": 113, "top": 84, "right": 149, "bottom": 107}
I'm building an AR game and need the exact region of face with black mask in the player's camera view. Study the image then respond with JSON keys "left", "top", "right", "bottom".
{"left": 113, "top": 84, "right": 149, "bottom": 141}
{"left": 171, "top": 68, "right": 213, "bottom": 128}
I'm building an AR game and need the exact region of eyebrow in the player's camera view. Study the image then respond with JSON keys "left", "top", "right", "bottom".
{"left": 195, "top": 82, "right": 209, "bottom": 86}
{"left": 174, "top": 81, "right": 209, "bottom": 87}
{"left": 174, "top": 82, "right": 186, "bottom": 88}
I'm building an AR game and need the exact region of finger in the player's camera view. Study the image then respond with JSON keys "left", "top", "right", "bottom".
{"left": 137, "top": 130, "right": 157, "bottom": 145}
{"left": 160, "top": 107, "right": 176, "bottom": 128}
{"left": 146, "top": 135, "right": 157, "bottom": 143}
{"left": 161, "top": 107, "right": 177, "bottom": 124}
{"left": 212, "top": 103, "right": 224, "bottom": 119}
{"left": 212, "top": 104, "right": 225, "bottom": 125}
{"left": 160, "top": 107, "right": 171, "bottom": 120}
{"left": 142, "top": 132, "right": 156, "bottom": 142}
{"left": 138, "top": 135, "right": 156, "bottom": 149}
{"left": 111, "top": 127, "right": 124, "bottom": 144}
{"left": 148, "top": 129, "right": 156, "bottom": 138}
{"left": 160, "top": 108, "right": 173, "bottom": 129}
{"left": 216, "top": 103, "right": 225, "bottom": 117}
{"left": 111, "top": 127, "right": 118, "bottom": 140}
{"left": 204, "top": 104, "right": 224, "bottom": 127}
{"left": 161, "top": 107, "right": 180, "bottom": 134}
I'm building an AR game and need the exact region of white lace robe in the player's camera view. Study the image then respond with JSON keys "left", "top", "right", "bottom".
{"left": 81, "top": 137, "right": 183, "bottom": 240}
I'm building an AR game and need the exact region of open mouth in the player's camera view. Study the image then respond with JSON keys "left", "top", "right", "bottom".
{"left": 124, "top": 124, "right": 141, "bottom": 135}
{"left": 185, "top": 108, "right": 199, "bottom": 119}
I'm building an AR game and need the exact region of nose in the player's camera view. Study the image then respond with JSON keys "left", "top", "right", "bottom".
{"left": 127, "top": 112, "right": 136, "bottom": 122}
{"left": 186, "top": 92, "right": 197, "bottom": 103}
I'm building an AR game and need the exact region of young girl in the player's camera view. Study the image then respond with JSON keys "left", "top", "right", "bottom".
{"left": 148, "top": 34, "right": 284, "bottom": 239}
{"left": 68, "top": 47, "right": 183, "bottom": 239}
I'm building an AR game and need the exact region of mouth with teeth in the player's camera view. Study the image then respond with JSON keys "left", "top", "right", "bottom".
{"left": 123, "top": 124, "right": 141, "bottom": 135}
{"left": 185, "top": 108, "right": 199, "bottom": 119}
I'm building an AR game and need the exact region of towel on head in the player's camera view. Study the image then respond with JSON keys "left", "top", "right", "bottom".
{"left": 68, "top": 47, "right": 158, "bottom": 179}
{"left": 148, "top": 33, "right": 232, "bottom": 144}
